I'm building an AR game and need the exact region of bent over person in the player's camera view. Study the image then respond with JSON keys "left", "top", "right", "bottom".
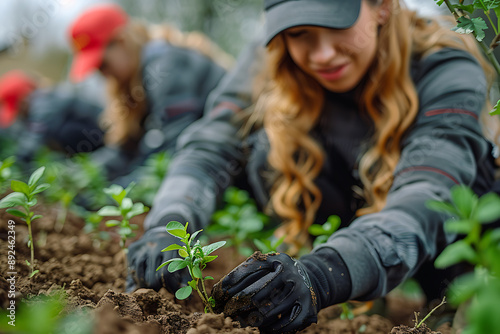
{"left": 67, "top": 4, "right": 227, "bottom": 185}
{"left": 126, "top": 0, "right": 499, "bottom": 333}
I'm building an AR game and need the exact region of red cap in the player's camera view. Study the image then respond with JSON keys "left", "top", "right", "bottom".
{"left": 0, "top": 71, "right": 36, "bottom": 128}
{"left": 68, "top": 4, "right": 128, "bottom": 82}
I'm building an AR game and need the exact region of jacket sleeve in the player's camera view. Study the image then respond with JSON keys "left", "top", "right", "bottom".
{"left": 139, "top": 43, "right": 227, "bottom": 155}
{"left": 143, "top": 40, "right": 266, "bottom": 231}
{"left": 315, "top": 49, "right": 494, "bottom": 302}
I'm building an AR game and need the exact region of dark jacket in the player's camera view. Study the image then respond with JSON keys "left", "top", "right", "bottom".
{"left": 92, "top": 40, "right": 227, "bottom": 184}
{"left": 145, "top": 41, "right": 496, "bottom": 303}
{"left": 15, "top": 85, "right": 104, "bottom": 164}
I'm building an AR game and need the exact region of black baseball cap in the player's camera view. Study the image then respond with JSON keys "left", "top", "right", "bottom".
{"left": 264, "top": 0, "right": 362, "bottom": 45}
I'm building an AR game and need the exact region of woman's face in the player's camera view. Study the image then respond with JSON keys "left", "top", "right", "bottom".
{"left": 99, "top": 38, "right": 135, "bottom": 84}
{"left": 283, "top": 1, "right": 385, "bottom": 93}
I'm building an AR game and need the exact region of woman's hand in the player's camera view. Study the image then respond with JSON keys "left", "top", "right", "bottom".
{"left": 212, "top": 251, "right": 319, "bottom": 333}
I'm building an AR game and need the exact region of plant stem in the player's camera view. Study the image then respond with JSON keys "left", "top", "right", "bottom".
{"left": 200, "top": 278, "right": 214, "bottom": 313}
{"left": 416, "top": 297, "right": 447, "bottom": 328}
{"left": 27, "top": 217, "right": 35, "bottom": 276}
{"left": 55, "top": 202, "right": 68, "bottom": 233}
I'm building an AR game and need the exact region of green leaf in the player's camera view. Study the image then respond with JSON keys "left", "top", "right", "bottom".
{"left": 156, "top": 258, "right": 177, "bottom": 271}
{"left": 475, "top": 192, "right": 500, "bottom": 223}
{"left": 31, "top": 215, "right": 43, "bottom": 221}
{"left": 127, "top": 202, "right": 149, "bottom": 219}
{"left": 203, "top": 255, "right": 218, "bottom": 263}
{"left": 444, "top": 219, "right": 474, "bottom": 234}
{"left": 97, "top": 206, "right": 121, "bottom": 217}
{"left": 205, "top": 276, "right": 214, "bottom": 280}
{"left": 189, "top": 229, "right": 203, "bottom": 244}
{"left": 447, "top": 272, "right": 482, "bottom": 305}
{"left": 490, "top": 99, "right": 500, "bottom": 116}
{"left": 175, "top": 286, "right": 192, "bottom": 300}
{"left": 326, "top": 215, "right": 341, "bottom": 232}
{"left": 166, "top": 221, "right": 187, "bottom": 238}
{"left": 435, "top": 0, "right": 445, "bottom": 5}
{"left": 473, "top": 0, "right": 500, "bottom": 10}
{"left": 0, "top": 192, "right": 27, "bottom": 208}
{"left": 457, "top": 3, "right": 475, "bottom": 13}
{"left": 168, "top": 259, "right": 189, "bottom": 272}
{"left": 192, "top": 265, "right": 203, "bottom": 279}
{"left": 452, "top": 17, "right": 488, "bottom": 42}
{"left": 451, "top": 185, "right": 477, "bottom": 218}
{"left": 11, "top": 180, "right": 30, "bottom": 194}
{"left": 31, "top": 183, "right": 50, "bottom": 195}
{"left": 435, "top": 240, "right": 479, "bottom": 268}
{"left": 308, "top": 224, "right": 326, "bottom": 236}
{"left": 161, "top": 244, "right": 183, "bottom": 252}
{"left": 188, "top": 280, "right": 198, "bottom": 290}
{"left": 121, "top": 197, "right": 133, "bottom": 210}
{"left": 28, "top": 166, "right": 45, "bottom": 187}
{"left": 6, "top": 208, "right": 27, "bottom": 218}
{"left": 425, "top": 200, "right": 458, "bottom": 216}
{"left": 29, "top": 270, "right": 40, "bottom": 278}
{"left": 178, "top": 249, "right": 189, "bottom": 258}
{"left": 202, "top": 241, "right": 226, "bottom": 255}
{"left": 26, "top": 198, "right": 37, "bottom": 207}
{"left": 105, "top": 220, "right": 121, "bottom": 227}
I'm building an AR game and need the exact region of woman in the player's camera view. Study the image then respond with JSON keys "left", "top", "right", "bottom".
{"left": 128, "top": 0, "right": 498, "bottom": 332}
{"left": 67, "top": 4, "right": 227, "bottom": 184}
{"left": 0, "top": 70, "right": 104, "bottom": 166}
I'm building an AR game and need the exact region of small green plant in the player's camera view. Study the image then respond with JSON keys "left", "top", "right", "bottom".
{"left": 0, "top": 167, "right": 50, "bottom": 277}
{"left": 157, "top": 221, "right": 226, "bottom": 313}
{"left": 97, "top": 183, "right": 149, "bottom": 252}
{"left": 413, "top": 297, "right": 447, "bottom": 329}
{"left": 0, "top": 156, "right": 16, "bottom": 190}
{"left": 209, "top": 186, "right": 271, "bottom": 257}
{"left": 427, "top": 185, "right": 500, "bottom": 334}
{"left": 308, "top": 215, "right": 341, "bottom": 248}
{"left": 253, "top": 235, "right": 285, "bottom": 254}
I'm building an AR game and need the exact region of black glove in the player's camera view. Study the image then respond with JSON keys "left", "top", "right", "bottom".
{"left": 211, "top": 252, "right": 319, "bottom": 333}
{"left": 126, "top": 226, "right": 190, "bottom": 293}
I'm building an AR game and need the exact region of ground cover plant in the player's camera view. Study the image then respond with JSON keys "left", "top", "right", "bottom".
{"left": 0, "top": 166, "right": 50, "bottom": 277}
{"left": 97, "top": 183, "right": 149, "bottom": 252}
{"left": 427, "top": 185, "right": 500, "bottom": 333}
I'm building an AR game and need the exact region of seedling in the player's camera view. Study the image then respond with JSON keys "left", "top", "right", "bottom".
{"left": 308, "top": 215, "right": 341, "bottom": 248}
{"left": 413, "top": 297, "right": 447, "bottom": 329}
{"left": 209, "top": 186, "right": 271, "bottom": 257}
{"left": 0, "top": 167, "right": 50, "bottom": 277}
{"left": 427, "top": 185, "right": 500, "bottom": 333}
{"left": 157, "top": 221, "right": 226, "bottom": 313}
{"left": 97, "top": 183, "right": 149, "bottom": 252}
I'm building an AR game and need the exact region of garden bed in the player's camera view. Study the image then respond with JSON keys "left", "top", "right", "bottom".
{"left": 0, "top": 203, "right": 451, "bottom": 334}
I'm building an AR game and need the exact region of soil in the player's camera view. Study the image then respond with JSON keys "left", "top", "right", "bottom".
{"left": 0, "top": 201, "right": 453, "bottom": 333}
{"left": 390, "top": 323, "right": 440, "bottom": 334}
